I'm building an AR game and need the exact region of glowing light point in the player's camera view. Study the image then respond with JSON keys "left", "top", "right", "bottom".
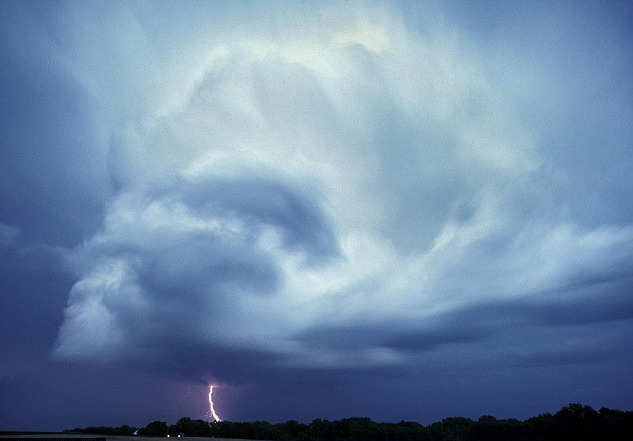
{"left": 208, "top": 385, "right": 222, "bottom": 422}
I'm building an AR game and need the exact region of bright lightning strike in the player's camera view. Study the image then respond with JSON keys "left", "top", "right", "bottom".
{"left": 208, "top": 385, "right": 222, "bottom": 422}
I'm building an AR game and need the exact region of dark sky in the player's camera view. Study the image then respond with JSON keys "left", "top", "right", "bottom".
{"left": 2, "top": 0, "right": 633, "bottom": 431}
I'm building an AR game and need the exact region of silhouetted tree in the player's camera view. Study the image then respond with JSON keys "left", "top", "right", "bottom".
{"left": 279, "top": 420, "right": 309, "bottom": 440}
{"left": 141, "top": 421, "right": 168, "bottom": 436}
{"left": 171, "top": 417, "right": 211, "bottom": 437}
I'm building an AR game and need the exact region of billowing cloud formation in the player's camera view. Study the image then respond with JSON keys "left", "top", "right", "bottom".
{"left": 55, "top": 169, "right": 339, "bottom": 379}
{"left": 52, "top": 2, "right": 633, "bottom": 397}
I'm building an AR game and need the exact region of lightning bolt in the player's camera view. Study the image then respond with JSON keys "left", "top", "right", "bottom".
{"left": 208, "top": 385, "right": 222, "bottom": 422}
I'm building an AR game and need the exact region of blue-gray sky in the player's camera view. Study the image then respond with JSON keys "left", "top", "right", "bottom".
{"left": 1, "top": 0, "right": 633, "bottom": 431}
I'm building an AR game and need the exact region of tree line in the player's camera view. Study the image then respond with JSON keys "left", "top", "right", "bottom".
{"left": 65, "top": 403, "right": 632, "bottom": 441}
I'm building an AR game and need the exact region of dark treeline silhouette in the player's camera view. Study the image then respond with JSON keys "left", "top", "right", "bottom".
{"left": 66, "top": 403, "right": 633, "bottom": 441}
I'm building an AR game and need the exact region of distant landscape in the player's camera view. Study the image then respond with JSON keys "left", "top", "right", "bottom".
{"left": 43, "top": 403, "right": 632, "bottom": 441}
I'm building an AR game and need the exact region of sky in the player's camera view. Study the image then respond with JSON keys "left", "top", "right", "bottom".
{"left": 1, "top": 0, "right": 633, "bottom": 432}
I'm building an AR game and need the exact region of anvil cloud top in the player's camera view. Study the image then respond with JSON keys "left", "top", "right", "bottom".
{"left": 1, "top": 0, "right": 633, "bottom": 431}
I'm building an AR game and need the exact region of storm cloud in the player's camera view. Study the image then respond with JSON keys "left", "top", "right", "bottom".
{"left": 2, "top": 0, "right": 633, "bottom": 429}
{"left": 51, "top": 0, "right": 633, "bottom": 391}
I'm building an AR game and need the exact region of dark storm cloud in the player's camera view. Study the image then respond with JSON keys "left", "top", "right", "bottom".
{"left": 54, "top": 171, "right": 339, "bottom": 384}
{"left": 296, "top": 269, "right": 633, "bottom": 358}
{"left": 384, "top": 325, "right": 490, "bottom": 352}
